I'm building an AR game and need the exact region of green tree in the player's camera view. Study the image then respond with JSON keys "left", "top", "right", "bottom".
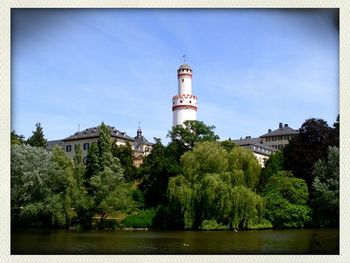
{"left": 140, "top": 138, "right": 182, "bottom": 207}
{"left": 181, "top": 141, "right": 228, "bottom": 183}
{"left": 140, "top": 121, "right": 219, "bottom": 211}
{"left": 258, "top": 151, "right": 284, "bottom": 192}
{"left": 168, "top": 175, "right": 195, "bottom": 229}
{"left": 11, "top": 130, "right": 25, "bottom": 145}
{"left": 73, "top": 144, "right": 92, "bottom": 228}
{"left": 227, "top": 146, "right": 261, "bottom": 189}
{"left": 86, "top": 122, "right": 130, "bottom": 222}
{"left": 168, "top": 120, "right": 220, "bottom": 150}
{"left": 27, "top": 122, "right": 47, "bottom": 148}
{"left": 112, "top": 142, "right": 137, "bottom": 181}
{"left": 11, "top": 144, "right": 54, "bottom": 226}
{"left": 331, "top": 114, "right": 339, "bottom": 147}
{"left": 262, "top": 171, "right": 311, "bottom": 228}
{"left": 85, "top": 142, "right": 100, "bottom": 182}
{"left": 98, "top": 123, "right": 114, "bottom": 169}
{"left": 168, "top": 141, "right": 264, "bottom": 230}
{"left": 220, "top": 139, "right": 236, "bottom": 152}
{"left": 283, "top": 118, "right": 337, "bottom": 189}
{"left": 311, "top": 146, "right": 339, "bottom": 227}
{"left": 11, "top": 145, "right": 86, "bottom": 228}
{"left": 229, "top": 185, "right": 265, "bottom": 229}
{"left": 90, "top": 168, "right": 132, "bottom": 222}
{"left": 49, "top": 147, "right": 78, "bottom": 227}
{"left": 73, "top": 144, "right": 85, "bottom": 186}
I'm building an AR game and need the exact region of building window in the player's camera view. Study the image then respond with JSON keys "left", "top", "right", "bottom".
{"left": 83, "top": 143, "right": 89, "bottom": 150}
{"left": 180, "top": 100, "right": 183, "bottom": 103}
{"left": 66, "top": 145, "right": 72, "bottom": 152}
{"left": 83, "top": 157, "right": 87, "bottom": 164}
{"left": 182, "top": 79, "right": 184, "bottom": 83}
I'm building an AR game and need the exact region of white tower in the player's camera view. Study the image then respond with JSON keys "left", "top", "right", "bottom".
{"left": 172, "top": 62, "right": 198, "bottom": 127}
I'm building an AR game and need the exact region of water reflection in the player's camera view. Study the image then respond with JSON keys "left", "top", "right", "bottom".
{"left": 11, "top": 228, "right": 339, "bottom": 254}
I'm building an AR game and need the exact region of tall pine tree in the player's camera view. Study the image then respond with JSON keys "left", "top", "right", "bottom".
{"left": 86, "top": 122, "right": 128, "bottom": 222}
{"left": 27, "top": 122, "right": 47, "bottom": 148}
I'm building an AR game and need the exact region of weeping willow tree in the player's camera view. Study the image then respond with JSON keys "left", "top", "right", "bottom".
{"left": 168, "top": 141, "right": 265, "bottom": 230}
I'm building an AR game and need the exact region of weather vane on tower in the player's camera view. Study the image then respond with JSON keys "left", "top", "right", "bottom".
{"left": 182, "top": 54, "right": 186, "bottom": 63}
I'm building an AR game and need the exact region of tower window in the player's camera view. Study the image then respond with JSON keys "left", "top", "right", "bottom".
{"left": 189, "top": 100, "right": 192, "bottom": 103}
{"left": 186, "top": 106, "right": 188, "bottom": 109}
{"left": 182, "top": 79, "right": 184, "bottom": 83}
{"left": 180, "top": 100, "right": 183, "bottom": 103}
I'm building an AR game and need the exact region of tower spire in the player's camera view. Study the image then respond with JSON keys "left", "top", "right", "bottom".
{"left": 137, "top": 121, "right": 142, "bottom": 138}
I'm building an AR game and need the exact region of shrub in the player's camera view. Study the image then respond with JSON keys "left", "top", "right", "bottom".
{"left": 248, "top": 219, "right": 273, "bottom": 230}
{"left": 122, "top": 209, "right": 156, "bottom": 228}
{"left": 200, "top": 219, "right": 228, "bottom": 230}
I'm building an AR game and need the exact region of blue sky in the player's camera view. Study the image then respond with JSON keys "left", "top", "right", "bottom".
{"left": 11, "top": 8, "right": 339, "bottom": 143}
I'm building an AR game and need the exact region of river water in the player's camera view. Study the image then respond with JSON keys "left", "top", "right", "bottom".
{"left": 11, "top": 228, "right": 339, "bottom": 254}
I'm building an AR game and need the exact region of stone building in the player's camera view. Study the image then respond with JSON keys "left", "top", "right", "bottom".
{"left": 232, "top": 122, "right": 298, "bottom": 166}
{"left": 47, "top": 124, "right": 153, "bottom": 165}
{"left": 260, "top": 122, "right": 299, "bottom": 150}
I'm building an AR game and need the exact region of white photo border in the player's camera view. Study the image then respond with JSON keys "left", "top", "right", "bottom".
{"left": 1, "top": 1, "right": 349, "bottom": 262}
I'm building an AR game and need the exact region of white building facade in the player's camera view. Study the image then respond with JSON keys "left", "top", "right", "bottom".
{"left": 172, "top": 63, "right": 198, "bottom": 127}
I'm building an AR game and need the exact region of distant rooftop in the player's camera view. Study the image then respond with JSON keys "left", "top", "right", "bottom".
{"left": 134, "top": 135, "right": 153, "bottom": 147}
{"left": 46, "top": 139, "right": 64, "bottom": 150}
{"left": 260, "top": 123, "right": 298, "bottom": 138}
{"left": 233, "top": 136, "right": 276, "bottom": 154}
{"left": 63, "top": 125, "right": 134, "bottom": 142}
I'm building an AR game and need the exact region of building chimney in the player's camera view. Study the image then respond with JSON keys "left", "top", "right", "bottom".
{"left": 245, "top": 136, "right": 251, "bottom": 139}
{"left": 284, "top": 124, "right": 288, "bottom": 127}
{"left": 279, "top": 123, "right": 283, "bottom": 129}
{"left": 268, "top": 129, "right": 272, "bottom": 133}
